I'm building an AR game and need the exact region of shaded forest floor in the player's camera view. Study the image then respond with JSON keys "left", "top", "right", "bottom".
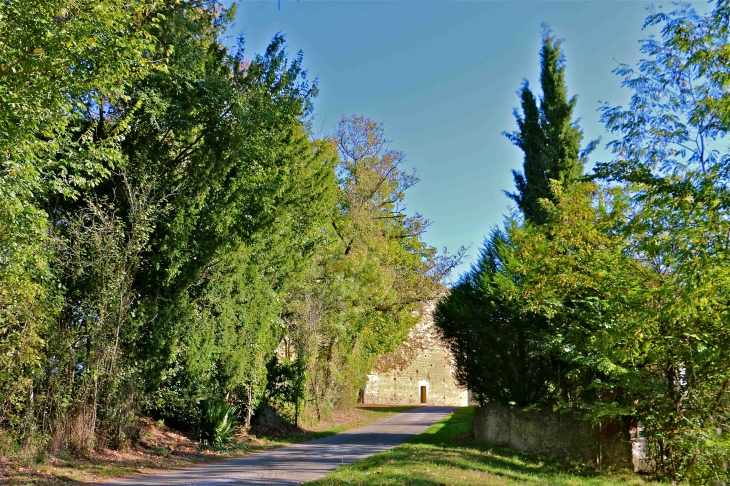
{"left": 308, "top": 407, "right": 659, "bottom": 486}
{"left": 0, "top": 405, "right": 414, "bottom": 485}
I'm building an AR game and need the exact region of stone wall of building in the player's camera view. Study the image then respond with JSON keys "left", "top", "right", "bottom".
{"left": 363, "top": 300, "right": 469, "bottom": 407}
{"left": 473, "top": 404, "right": 636, "bottom": 470}
{"left": 363, "top": 347, "right": 468, "bottom": 406}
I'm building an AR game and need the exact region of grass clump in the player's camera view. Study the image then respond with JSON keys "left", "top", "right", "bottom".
{"left": 309, "top": 407, "right": 656, "bottom": 486}
{"left": 147, "top": 446, "right": 171, "bottom": 457}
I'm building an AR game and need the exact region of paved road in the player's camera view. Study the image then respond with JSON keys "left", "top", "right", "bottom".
{"left": 103, "top": 406, "right": 456, "bottom": 486}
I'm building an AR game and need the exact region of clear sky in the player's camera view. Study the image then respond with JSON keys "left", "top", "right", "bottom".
{"left": 228, "top": 0, "right": 710, "bottom": 277}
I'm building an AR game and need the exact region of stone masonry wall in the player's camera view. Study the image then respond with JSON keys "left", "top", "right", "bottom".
{"left": 363, "top": 299, "right": 468, "bottom": 407}
{"left": 363, "top": 347, "right": 468, "bottom": 406}
{"left": 474, "top": 404, "right": 635, "bottom": 470}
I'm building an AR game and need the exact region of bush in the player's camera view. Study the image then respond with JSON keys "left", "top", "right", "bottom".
{"left": 199, "top": 399, "right": 238, "bottom": 448}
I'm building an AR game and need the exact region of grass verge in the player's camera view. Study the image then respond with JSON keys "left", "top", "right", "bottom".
{"left": 307, "top": 407, "right": 657, "bottom": 486}
{"left": 0, "top": 405, "right": 413, "bottom": 485}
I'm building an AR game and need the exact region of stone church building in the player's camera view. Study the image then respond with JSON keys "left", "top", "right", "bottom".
{"left": 362, "top": 300, "right": 469, "bottom": 407}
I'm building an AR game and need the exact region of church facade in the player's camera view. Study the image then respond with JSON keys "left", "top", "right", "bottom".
{"left": 362, "top": 301, "right": 469, "bottom": 407}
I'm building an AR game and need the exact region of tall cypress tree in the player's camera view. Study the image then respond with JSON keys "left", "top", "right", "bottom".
{"left": 505, "top": 28, "right": 596, "bottom": 225}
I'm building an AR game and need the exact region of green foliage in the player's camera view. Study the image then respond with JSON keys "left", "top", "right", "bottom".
{"left": 593, "top": 3, "right": 730, "bottom": 481}
{"left": 438, "top": 27, "right": 600, "bottom": 410}
{"left": 0, "top": 0, "right": 160, "bottom": 446}
{"left": 265, "top": 355, "right": 306, "bottom": 425}
{"left": 441, "top": 3, "right": 730, "bottom": 483}
{"left": 1, "top": 0, "right": 440, "bottom": 460}
{"left": 122, "top": 15, "right": 331, "bottom": 426}
{"left": 435, "top": 226, "right": 558, "bottom": 407}
{"left": 437, "top": 183, "right": 643, "bottom": 410}
{"left": 283, "top": 115, "right": 464, "bottom": 421}
{"left": 200, "top": 399, "right": 238, "bottom": 448}
{"left": 504, "top": 27, "right": 597, "bottom": 225}
{"left": 0, "top": 196, "right": 54, "bottom": 429}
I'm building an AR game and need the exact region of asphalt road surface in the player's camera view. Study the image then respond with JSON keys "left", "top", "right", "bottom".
{"left": 102, "top": 406, "right": 457, "bottom": 486}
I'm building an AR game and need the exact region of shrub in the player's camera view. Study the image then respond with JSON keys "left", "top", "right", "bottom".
{"left": 199, "top": 399, "right": 238, "bottom": 448}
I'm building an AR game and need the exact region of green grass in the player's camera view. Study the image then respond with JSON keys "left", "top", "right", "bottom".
{"left": 308, "top": 407, "right": 657, "bottom": 486}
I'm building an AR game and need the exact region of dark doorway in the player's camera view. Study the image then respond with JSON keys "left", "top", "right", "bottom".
{"left": 420, "top": 386, "right": 427, "bottom": 404}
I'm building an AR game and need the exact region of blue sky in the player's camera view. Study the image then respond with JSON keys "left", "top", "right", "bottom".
{"left": 228, "top": 0, "right": 710, "bottom": 277}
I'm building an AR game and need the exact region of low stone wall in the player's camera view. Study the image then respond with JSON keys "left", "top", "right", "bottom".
{"left": 473, "top": 404, "right": 635, "bottom": 470}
